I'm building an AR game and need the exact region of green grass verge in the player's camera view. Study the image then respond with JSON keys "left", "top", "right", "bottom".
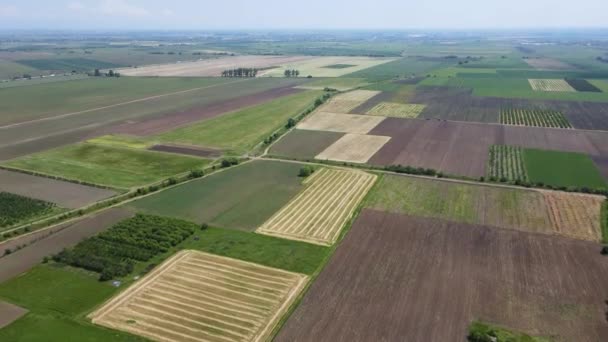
{"left": 523, "top": 149, "right": 607, "bottom": 190}
{"left": 5, "top": 143, "right": 208, "bottom": 189}
{"left": 157, "top": 90, "right": 322, "bottom": 154}
{"left": 86, "top": 135, "right": 154, "bottom": 150}
{"left": 127, "top": 160, "right": 304, "bottom": 230}
{"left": 468, "top": 321, "right": 551, "bottom": 342}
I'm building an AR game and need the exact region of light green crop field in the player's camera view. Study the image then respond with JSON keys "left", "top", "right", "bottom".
{"left": 0, "top": 60, "right": 38, "bottom": 80}
{"left": 127, "top": 160, "right": 304, "bottom": 230}
{"left": 0, "top": 77, "right": 234, "bottom": 125}
{"left": 86, "top": 135, "right": 154, "bottom": 150}
{"left": 523, "top": 149, "right": 607, "bottom": 189}
{"left": 157, "top": 90, "right": 323, "bottom": 154}
{"left": 0, "top": 265, "right": 144, "bottom": 342}
{"left": 296, "top": 77, "right": 369, "bottom": 91}
{"left": 344, "top": 57, "right": 452, "bottom": 81}
{"left": 5, "top": 143, "right": 207, "bottom": 189}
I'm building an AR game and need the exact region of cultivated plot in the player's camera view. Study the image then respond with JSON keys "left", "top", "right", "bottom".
{"left": 116, "top": 55, "right": 313, "bottom": 77}
{"left": 0, "top": 301, "right": 27, "bottom": 329}
{"left": 499, "top": 108, "right": 572, "bottom": 128}
{"left": 257, "top": 168, "right": 376, "bottom": 245}
{"left": 487, "top": 145, "right": 529, "bottom": 182}
{"left": 366, "top": 174, "right": 604, "bottom": 242}
{"left": 523, "top": 58, "right": 574, "bottom": 70}
{"left": 261, "top": 57, "right": 397, "bottom": 77}
{"left": 0, "top": 169, "right": 116, "bottom": 209}
{"left": 90, "top": 250, "right": 308, "bottom": 342}
{"left": 315, "top": 133, "right": 391, "bottom": 164}
{"left": 268, "top": 129, "right": 344, "bottom": 160}
{"left": 366, "top": 102, "right": 426, "bottom": 118}
{"left": 528, "top": 79, "right": 576, "bottom": 92}
{"left": 320, "top": 90, "right": 380, "bottom": 113}
{"left": 276, "top": 210, "right": 608, "bottom": 342}
{"left": 297, "top": 112, "right": 385, "bottom": 134}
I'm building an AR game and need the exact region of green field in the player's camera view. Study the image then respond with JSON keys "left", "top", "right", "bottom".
{"left": 344, "top": 57, "right": 451, "bottom": 81}
{"left": 17, "top": 58, "right": 123, "bottom": 72}
{"left": 127, "top": 160, "right": 304, "bottom": 230}
{"left": 523, "top": 149, "right": 607, "bottom": 189}
{"left": 468, "top": 321, "right": 550, "bottom": 342}
{"left": 269, "top": 129, "right": 344, "bottom": 160}
{"left": 86, "top": 135, "right": 154, "bottom": 150}
{"left": 0, "top": 60, "right": 39, "bottom": 80}
{"left": 298, "top": 77, "right": 368, "bottom": 90}
{"left": 0, "top": 192, "right": 63, "bottom": 230}
{"left": 157, "top": 90, "right": 322, "bottom": 154}
{"left": 0, "top": 265, "right": 144, "bottom": 342}
{"left": 5, "top": 143, "right": 207, "bottom": 189}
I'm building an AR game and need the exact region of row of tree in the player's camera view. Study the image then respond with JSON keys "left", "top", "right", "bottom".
{"left": 284, "top": 69, "right": 300, "bottom": 77}
{"left": 92, "top": 69, "right": 121, "bottom": 77}
{"left": 221, "top": 68, "right": 259, "bottom": 78}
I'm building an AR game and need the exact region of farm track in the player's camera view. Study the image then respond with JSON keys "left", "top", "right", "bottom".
{"left": 276, "top": 209, "right": 608, "bottom": 342}
{"left": 90, "top": 250, "right": 307, "bottom": 342}
{"left": 257, "top": 168, "right": 376, "bottom": 245}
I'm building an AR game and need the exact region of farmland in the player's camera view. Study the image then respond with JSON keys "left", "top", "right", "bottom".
{"left": 315, "top": 133, "right": 391, "bottom": 163}
{"left": 523, "top": 148, "right": 607, "bottom": 189}
{"left": 366, "top": 174, "right": 604, "bottom": 241}
{"left": 5, "top": 143, "right": 208, "bottom": 189}
{"left": 319, "top": 89, "right": 380, "bottom": 113}
{"left": 257, "top": 168, "right": 376, "bottom": 245}
{"left": 268, "top": 130, "right": 344, "bottom": 160}
{"left": 90, "top": 250, "right": 308, "bottom": 342}
{"left": 297, "top": 112, "right": 385, "bottom": 134}
{"left": 261, "top": 56, "right": 397, "bottom": 77}
{"left": 565, "top": 78, "right": 603, "bottom": 92}
{"left": 499, "top": 108, "right": 572, "bottom": 128}
{"left": 128, "top": 160, "right": 304, "bottom": 230}
{"left": 0, "top": 192, "right": 60, "bottom": 230}
{"left": 523, "top": 57, "right": 575, "bottom": 70}
{"left": 487, "top": 145, "right": 528, "bottom": 182}
{"left": 157, "top": 90, "right": 322, "bottom": 153}
{"left": 276, "top": 209, "right": 608, "bottom": 341}
{"left": 529, "top": 79, "right": 576, "bottom": 92}
{"left": 366, "top": 102, "right": 426, "bottom": 118}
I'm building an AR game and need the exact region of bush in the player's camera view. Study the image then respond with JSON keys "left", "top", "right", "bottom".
{"left": 188, "top": 170, "right": 204, "bottom": 179}
{"left": 221, "top": 158, "right": 239, "bottom": 168}
{"left": 601, "top": 246, "right": 608, "bottom": 255}
{"left": 298, "top": 166, "right": 314, "bottom": 178}
{"left": 201, "top": 223, "right": 209, "bottom": 230}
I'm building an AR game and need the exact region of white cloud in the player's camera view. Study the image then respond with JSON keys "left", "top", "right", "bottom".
{"left": 99, "top": 0, "right": 150, "bottom": 17}
{"left": 161, "top": 9, "right": 174, "bottom": 16}
{"left": 0, "top": 5, "right": 19, "bottom": 17}
{"left": 67, "top": 1, "right": 86, "bottom": 11}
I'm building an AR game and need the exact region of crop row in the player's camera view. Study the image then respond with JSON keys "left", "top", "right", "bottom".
{"left": 0, "top": 192, "right": 57, "bottom": 228}
{"left": 53, "top": 214, "right": 197, "bottom": 280}
{"left": 487, "top": 145, "right": 528, "bottom": 182}
{"left": 528, "top": 79, "right": 575, "bottom": 92}
{"left": 500, "top": 108, "right": 572, "bottom": 128}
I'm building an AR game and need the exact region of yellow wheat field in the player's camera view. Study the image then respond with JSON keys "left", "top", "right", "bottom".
{"left": 367, "top": 102, "right": 426, "bottom": 118}
{"left": 257, "top": 168, "right": 376, "bottom": 245}
{"left": 297, "top": 112, "right": 385, "bottom": 134}
{"left": 89, "top": 250, "right": 308, "bottom": 342}
{"left": 320, "top": 90, "right": 380, "bottom": 113}
{"left": 541, "top": 191, "right": 604, "bottom": 242}
{"left": 528, "top": 79, "right": 576, "bottom": 92}
{"left": 316, "top": 133, "right": 391, "bottom": 163}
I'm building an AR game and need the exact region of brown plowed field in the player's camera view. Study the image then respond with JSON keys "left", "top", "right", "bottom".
{"left": 276, "top": 209, "right": 608, "bottom": 342}
{"left": 0, "top": 301, "right": 27, "bottom": 329}
{"left": 109, "top": 86, "right": 302, "bottom": 136}
{"left": 368, "top": 118, "right": 608, "bottom": 178}
{"left": 0, "top": 208, "right": 133, "bottom": 283}
{"left": 0, "top": 169, "right": 117, "bottom": 209}
{"left": 592, "top": 156, "right": 608, "bottom": 179}
{"left": 149, "top": 144, "right": 222, "bottom": 158}
{"left": 268, "top": 129, "right": 344, "bottom": 160}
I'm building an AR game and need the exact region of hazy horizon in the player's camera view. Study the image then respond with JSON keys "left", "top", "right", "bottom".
{"left": 1, "top": 0, "right": 607, "bottom": 31}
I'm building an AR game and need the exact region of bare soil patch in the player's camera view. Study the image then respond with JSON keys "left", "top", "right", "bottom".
{"left": 0, "top": 169, "right": 116, "bottom": 209}
{"left": 0, "top": 208, "right": 133, "bottom": 283}
{"left": 109, "top": 86, "right": 302, "bottom": 136}
{"left": 90, "top": 250, "right": 307, "bottom": 342}
{"left": 276, "top": 209, "right": 608, "bottom": 342}
{"left": 149, "top": 144, "right": 222, "bottom": 158}
{"left": 316, "top": 134, "right": 391, "bottom": 164}
{"left": 0, "top": 301, "right": 27, "bottom": 329}
{"left": 297, "top": 112, "right": 385, "bottom": 134}
{"left": 257, "top": 168, "right": 376, "bottom": 246}
{"left": 117, "top": 55, "right": 314, "bottom": 77}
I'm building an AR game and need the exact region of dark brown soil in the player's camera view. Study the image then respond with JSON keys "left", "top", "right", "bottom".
{"left": 269, "top": 129, "right": 344, "bottom": 160}
{"left": 0, "top": 169, "right": 117, "bottom": 209}
{"left": 368, "top": 118, "right": 608, "bottom": 178}
{"left": 149, "top": 144, "right": 222, "bottom": 158}
{"left": 0, "top": 301, "right": 27, "bottom": 329}
{"left": 109, "top": 86, "right": 302, "bottom": 136}
{"left": 0, "top": 208, "right": 133, "bottom": 284}
{"left": 277, "top": 209, "right": 608, "bottom": 342}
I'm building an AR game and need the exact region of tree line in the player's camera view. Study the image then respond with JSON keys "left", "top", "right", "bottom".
{"left": 221, "top": 68, "right": 259, "bottom": 78}
{"left": 284, "top": 69, "right": 300, "bottom": 77}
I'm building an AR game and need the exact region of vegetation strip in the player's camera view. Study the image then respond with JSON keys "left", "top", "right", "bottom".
{"left": 499, "top": 108, "right": 572, "bottom": 128}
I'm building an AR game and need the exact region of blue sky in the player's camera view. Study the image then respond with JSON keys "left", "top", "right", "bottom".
{"left": 0, "top": 0, "right": 606, "bottom": 30}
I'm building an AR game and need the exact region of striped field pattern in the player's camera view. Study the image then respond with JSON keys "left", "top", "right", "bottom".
{"left": 487, "top": 145, "right": 528, "bottom": 182}
{"left": 89, "top": 250, "right": 308, "bottom": 342}
{"left": 257, "top": 168, "right": 376, "bottom": 246}
{"left": 499, "top": 108, "right": 572, "bottom": 128}
{"left": 367, "top": 102, "right": 426, "bottom": 118}
{"left": 528, "top": 79, "right": 576, "bottom": 92}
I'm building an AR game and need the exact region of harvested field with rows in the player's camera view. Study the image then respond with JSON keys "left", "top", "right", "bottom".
{"left": 257, "top": 168, "right": 376, "bottom": 245}
{"left": 499, "top": 108, "right": 572, "bottom": 128}
{"left": 315, "top": 133, "right": 391, "bottom": 164}
{"left": 0, "top": 169, "right": 117, "bottom": 209}
{"left": 297, "top": 112, "right": 385, "bottom": 134}
{"left": 487, "top": 145, "right": 528, "bottom": 182}
{"left": 366, "top": 102, "right": 426, "bottom": 118}
{"left": 276, "top": 209, "right": 608, "bottom": 342}
{"left": 90, "top": 250, "right": 308, "bottom": 342}
{"left": 319, "top": 90, "right": 380, "bottom": 113}
{"left": 116, "top": 55, "right": 313, "bottom": 77}
{"left": 529, "top": 79, "right": 576, "bottom": 92}
{"left": 366, "top": 174, "right": 604, "bottom": 241}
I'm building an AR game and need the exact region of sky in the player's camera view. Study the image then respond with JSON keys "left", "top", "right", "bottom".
{"left": 0, "top": 0, "right": 607, "bottom": 30}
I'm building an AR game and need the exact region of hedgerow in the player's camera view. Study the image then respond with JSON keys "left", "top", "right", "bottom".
{"left": 53, "top": 214, "right": 196, "bottom": 280}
